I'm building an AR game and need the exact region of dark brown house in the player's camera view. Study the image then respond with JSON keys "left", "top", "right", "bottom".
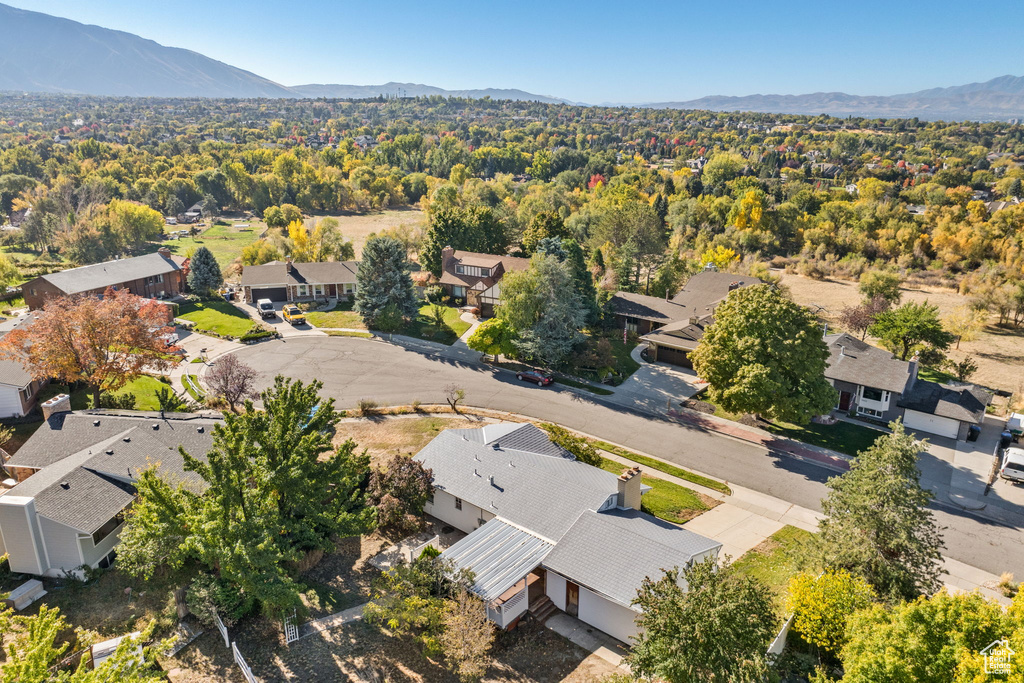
{"left": 21, "top": 248, "right": 186, "bottom": 311}
{"left": 438, "top": 247, "right": 530, "bottom": 317}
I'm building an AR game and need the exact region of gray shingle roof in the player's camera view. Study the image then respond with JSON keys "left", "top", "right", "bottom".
{"left": 824, "top": 333, "right": 914, "bottom": 395}
{"left": 414, "top": 426, "right": 619, "bottom": 542}
{"left": 240, "top": 261, "right": 359, "bottom": 287}
{"left": 610, "top": 292, "right": 689, "bottom": 323}
{"left": 543, "top": 509, "right": 722, "bottom": 608}
{"left": 898, "top": 380, "right": 990, "bottom": 424}
{"left": 5, "top": 411, "right": 220, "bottom": 533}
{"left": 441, "top": 519, "right": 553, "bottom": 601}
{"left": 0, "top": 313, "right": 39, "bottom": 387}
{"left": 36, "top": 253, "right": 183, "bottom": 295}
{"left": 669, "top": 271, "right": 763, "bottom": 310}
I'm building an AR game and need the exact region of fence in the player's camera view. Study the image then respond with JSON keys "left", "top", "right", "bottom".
{"left": 767, "top": 614, "right": 795, "bottom": 658}
{"left": 406, "top": 534, "right": 439, "bottom": 563}
{"left": 213, "top": 611, "right": 230, "bottom": 649}
{"left": 232, "top": 641, "right": 258, "bottom": 683}
{"left": 284, "top": 610, "right": 299, "bottom": 645}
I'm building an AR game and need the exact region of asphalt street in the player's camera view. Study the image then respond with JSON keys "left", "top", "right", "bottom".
{"left": 231, "top": 336, "right": 1023, "bottom": 578}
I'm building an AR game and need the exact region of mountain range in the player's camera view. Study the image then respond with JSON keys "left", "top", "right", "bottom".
{"left": 1, "top": 2, "right": 1022, "bottom": 120}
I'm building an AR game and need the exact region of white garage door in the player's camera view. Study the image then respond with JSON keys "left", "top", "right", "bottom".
{"left": 903, "top": 410, "right": 959, "bottom": 439}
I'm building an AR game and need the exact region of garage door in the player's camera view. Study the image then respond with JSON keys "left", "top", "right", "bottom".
{"left": 654, "top": 345, "right": 692, "bottom": 368}
{"left": 250, "top": 287, "right": 287, "bottom": 302}
{"left": 903, "top": 409, "right": 959, "bottom": 439}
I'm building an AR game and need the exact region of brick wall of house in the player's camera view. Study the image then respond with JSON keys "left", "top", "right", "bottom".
{"left": 22, "top": 271, "right": 184, "bottom": 311}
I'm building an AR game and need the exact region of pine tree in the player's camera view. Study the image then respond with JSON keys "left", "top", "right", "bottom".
{"left": 355, "top": 235, "right": 419, "bottom": 328}
{"left": 815, "top": 422, "right": 944, "bottom": 600}
{"left": 186, "top": 246, "right": 223, "bottom": 299}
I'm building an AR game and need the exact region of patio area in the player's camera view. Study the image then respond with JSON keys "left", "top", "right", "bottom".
{"left": 368, "top": 517, "right": 465, "bottom": 571}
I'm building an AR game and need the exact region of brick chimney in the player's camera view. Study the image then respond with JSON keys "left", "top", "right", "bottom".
{"left": 41, "top": 394, "right": 71, "bottom": 420}
{"left": 908, "top": 352, "right": 920, "bottom": 389}
{"left": 157, "top": 246, "right": 172, "bottom": 259}
{"left": 617, "top": 467, "right": 642, "bottom": 510}
{"left": 728, "top": 280, "right": 743, "bottom": 291}
{"left": 285, "top": 258, "right": 293, "bottom": 273}
{"left": 441, "top": 245, "right": 455, "bottom": 268}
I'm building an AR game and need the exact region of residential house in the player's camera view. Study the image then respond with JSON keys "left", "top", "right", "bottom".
{"left": 0, "top": 315, "right": 45, "bottom": 418}
{"left": 609, "top": 271, "right": 763, "bottom": 368}
{"left": 824, "top": 333, "right": 989, "bottom": 440}
{"left": 415, "top": 423, "right": 721, "bottom": 643}
{"left": 240, "top": 259, "right": 359, "bottom": 303}
{"left": 20, "top": 248, "right": 186, "bottom": 311}
{"left": 0, "top": 397, "right": 219, "bottom": 577}
{"left": 437, "top": 247, "right": 530, "bottom": 317}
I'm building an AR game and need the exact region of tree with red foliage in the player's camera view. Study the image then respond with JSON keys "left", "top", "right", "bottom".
{"left": 0, "top": 288, "right": 178, "bottom": 406}
{"left": 587, "top": 174, "right": 607, "bottom": 189}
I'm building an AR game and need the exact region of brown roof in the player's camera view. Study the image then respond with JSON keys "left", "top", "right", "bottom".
{"left": 241, "top": 261, "right": 359, "bottom": 287}
{"left": 669, "top": 271, "right": 763, "bottom": 312}
{"left": 824, "top": 333, "right": 914, "bottom": 395}
{"left": 439, "top": 250, "right": 530, "bottom": 290}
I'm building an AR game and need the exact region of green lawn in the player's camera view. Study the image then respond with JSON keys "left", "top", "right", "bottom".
{"left": 154, "top": 222, "right": 265, "bottom": 268}
{"left": 917, "top": 364, "right": 957, "bottom": 384}
{"left": 597, "top": 456, "right": 712, "bottom": 524}
{"left": 107, "top": 375, "right": 170, "bottom": 411}
{"left": 306, "top": 299, "right": 367, "bottom": 330}
{"left": 177, "top": 300, "right": 254, "bottom": 338}
{"left": 763, "top": 419, "right": 885, "bottom": 458}
{"left": 554, "top": 376, "right": 615, "bottom": 396}
{"left": 327, "top": 330, "right": 373, "bottom": 338}
{"left": 731, "top": 525, "right": 816, "bottom": 602}
{"left": 592, "top": 439, "right": 731, "bottom": 494}
{"left": 183, "top": 373, "right": 206, "bottom": 402}
{"left": 390, "top": 304, "right": 470, "bottom": 345}
{"left": 608, "top": 339, "right": 641, "bottom": 378}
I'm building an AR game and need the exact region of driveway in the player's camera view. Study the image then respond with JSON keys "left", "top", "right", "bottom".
{"left": 225, "top": 336, "right": 1024, "bottom": 579}
{"left": 607, "top": 345, "right": 705, "bottom": 412}
{"left": 232, "top": 300, "right": 325, "bottom": 339}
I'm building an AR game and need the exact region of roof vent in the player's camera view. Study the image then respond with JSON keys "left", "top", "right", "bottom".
{"left": 491, "top": 442, "right": 500, "bottom": 450}
{"left": 93, "top": 420, "right": 100, "bottom": 426}
{"left": 509, "top": 460, "right": 514, "bottom": 468}
{"left": 122, "top": 437, "right": 131, "bottom": 443}
{"left": 489, "top": 475, "right": 496, "bottom": 486}
{"left": 152, "top": 423, "right": 159, "bottom": 430}
{"left": 60, "top": 481, "right": 69, "bottom": 489}
{"left": 474, "top": 468, "right": 480, "bottom": 477}
{"left": 197, "top": 426, "right": 204, "bottom": 433}
{"left": 106, "top": 449, "right": 114, "bottom": 455}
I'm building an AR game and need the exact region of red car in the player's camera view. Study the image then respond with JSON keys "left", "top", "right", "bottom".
{"left": 517, "top": 370, "right": 554, "bottom": 386}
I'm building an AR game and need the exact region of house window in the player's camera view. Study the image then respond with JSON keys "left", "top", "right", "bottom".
{"left": 98, "top": 549, "right": 117, "bottom": 569}
{"left": 297, "top": 284, "right": 308, "bottom": 297}
{"left": 862, "top": 387, "right": 884, "bottom": 401}
{"left": 858, "top": 406, "right": 884, "bottom": 418}
{"left": 344, "top": 283, "right": 355, "bottom": 294}
{"left": 454, "top": 497, "right": 462, "bottom": 510}
{"left": 313, "top": 284, "right": 324, "bottom": 296}
{"left": 455, "top": 265, "right": 491, "bottom": 278}
{"left": 625, "top": 317, "right": 639, "bottom": 333}
{"left": 20, "top": 386, "right": 33, "bottom": 402}
{"left": 452, "top": 286, "right": 466, "bottom": 298}
{"left": 92, "top": 512, "right": 124, "bottom": 546}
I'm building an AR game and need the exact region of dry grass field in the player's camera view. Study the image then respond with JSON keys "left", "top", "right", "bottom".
{"left": 319, "top": 207, "right": 425, "bottom": 257}
{"left": 779, "top": 271, "right": 1024, "bottom": 395}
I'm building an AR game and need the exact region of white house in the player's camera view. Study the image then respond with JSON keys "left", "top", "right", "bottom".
{"left": 0, "top": 314, "right": 45, "bottom": 418}
{"left": 0, "top": 397, "right": 219, "bottom": 577}
{"left": 414, "top": 423, "right": 721, "bottom": 643}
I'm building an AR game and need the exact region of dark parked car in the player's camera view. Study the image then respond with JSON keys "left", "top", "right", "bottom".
{"left": 516, "top": 370, "right": 553, "bottom": 386}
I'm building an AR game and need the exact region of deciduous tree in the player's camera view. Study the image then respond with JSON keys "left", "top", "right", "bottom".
{"left": 858, "top": 270, "right": 902, "bottom": 306}
{"left": 786, "top": 569, "right": 877, "bottom": 656}
{"left": 630, "top": 558, "right": 777, "bottom": 683}
{"left": 439, "top": 591, "right": 496, "bottom": 682}
{"left": 869, "top": 301, "right": 955, "bottom": 360}
{"left": 816, "top": 422, "right": 943, "bottom": 600}
{"left": 0, "top": 288, "right": 176, "bottom": 406}
{"left": 690, "top": 284, "right": 838, "bottom": 423}
{"left": 205, "top": 353, "right": 259, "bottom": 412}
{"left": 367, "top": 454, "right": 433, "bottom": 535}
{"left": 466, "top": 318, "right": 517, "bottom": 362}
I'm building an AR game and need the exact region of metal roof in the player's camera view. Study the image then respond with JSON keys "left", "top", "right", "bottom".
{"left": 442, "top": 518, "right": 552, "bottom": 602}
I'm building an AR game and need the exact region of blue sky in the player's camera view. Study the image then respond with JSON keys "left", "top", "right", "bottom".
{"left": 9, "top": 0, "right": 1024, "bottom": 103}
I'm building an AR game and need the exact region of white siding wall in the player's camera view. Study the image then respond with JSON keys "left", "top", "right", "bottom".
{"left": 423, "top": 489, "right": 495, "bottom": 534}
{"left": 38, "top": 517, "right": 83, "bottom": 573}
{"left": 81, "top": 522, "right": 124, "bottom": 568}
{"left": 578, "top": 586, "right": 640, "bottom": 644}
{"left": 546, "top": 571, "right": 567, "bottom": 610}
{"left": 903, "top": 410, "right": 960, "bottom": 439}
{"left": 0, "top": 497, "right": 44, "bottom": 574}
{"left": 0, "top": 385, "right": 24, "bottom": 418}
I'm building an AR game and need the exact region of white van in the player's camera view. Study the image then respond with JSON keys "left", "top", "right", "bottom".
{"left": 1000, "top": 447, "right": 1024, "bottom": 483}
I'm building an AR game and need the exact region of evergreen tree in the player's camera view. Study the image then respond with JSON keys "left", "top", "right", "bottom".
{"left": 563, "top": 239, "right": 600, "bottom": 327}
{"left": 186, "top": 246, "right": 223, "bottom": 299}
{"left": 421, "top": 206, "right": 508, "bottom": 276}
{"left": 816, "top": 422, "right": 944, "bottom": 601}
{"left": 355, "top": 235, "right": 419, "bottom": 328}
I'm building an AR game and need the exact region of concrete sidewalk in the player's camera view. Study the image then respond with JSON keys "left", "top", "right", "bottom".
{"left": 545, "top": 613, "right": 630, "bottom": 671}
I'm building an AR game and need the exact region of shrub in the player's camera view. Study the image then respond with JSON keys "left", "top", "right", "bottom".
{"left": 538, "top": 423, "right": 601, "bottom": 466}
{"left": 97, "top": 392, "right": 137, "bottom": 410}
{"left": 357, "top": 398, "right": 380, "bottom": 416}
{"left": 786, "top": 569, "right": 877, "bottom": 655}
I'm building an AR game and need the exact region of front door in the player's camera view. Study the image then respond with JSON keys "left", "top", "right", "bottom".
{"left": 839, "top": 391, "right": 852, "bottom": 411}
{"left": 566, "top": 582, "right": 579, "bottom": 617}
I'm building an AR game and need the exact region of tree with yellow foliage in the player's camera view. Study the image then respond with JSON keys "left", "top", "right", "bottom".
{"left": 700, "top": 245, "right": 739, "bottom": 270}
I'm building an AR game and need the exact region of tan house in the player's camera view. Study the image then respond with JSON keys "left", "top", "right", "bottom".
{"left": 240, "top": 260, "right": 359, "bottom": 303}
{"left": 438, "top": 247, "right": 530, "bottom": 317}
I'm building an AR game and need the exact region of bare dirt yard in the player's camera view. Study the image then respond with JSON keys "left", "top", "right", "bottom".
{"left": 334, "top": 414, "right": 495, "bottom": 465}
{"left": 779, "top": 271, "right": 1024, "bottom": 396}
{"left": 320, "top": 207, "right": 425, "bottom": 258}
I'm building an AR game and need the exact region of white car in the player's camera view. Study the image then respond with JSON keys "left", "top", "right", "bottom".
{"left": 1000, "top": 447, "right": 1024, "bottom": 483}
